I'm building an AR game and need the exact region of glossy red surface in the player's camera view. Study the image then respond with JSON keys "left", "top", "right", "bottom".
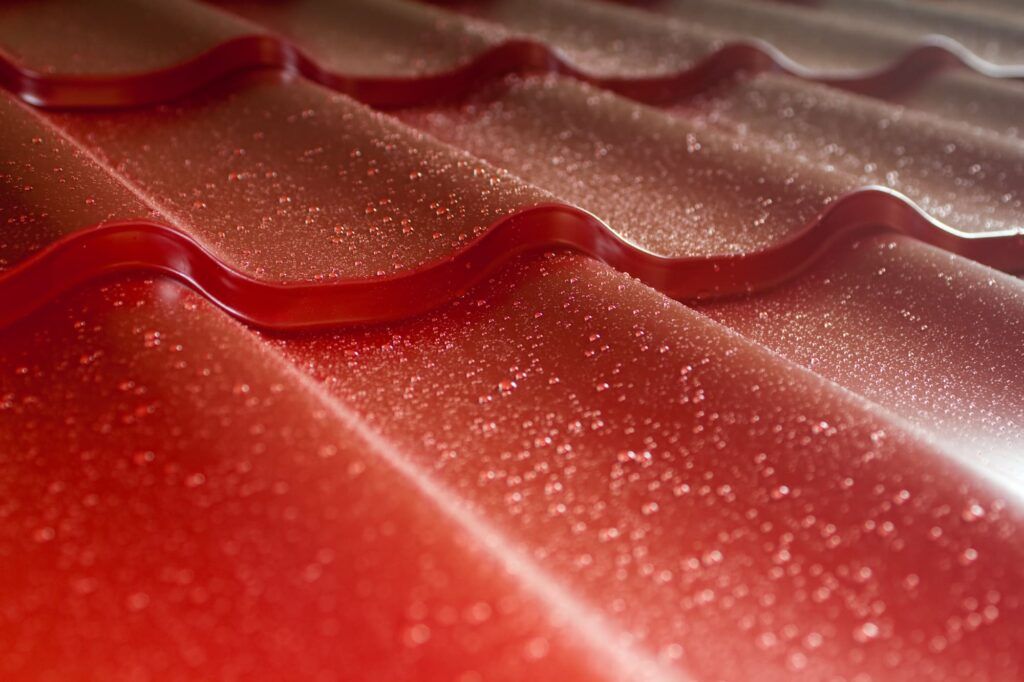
{"left": 0, "top": 0, "right": 1019, "bottom": 111}
{"left": 271, "top": 252, "right": 1024, "bottom": 681}
{"left": 1, "top": 1, "right": 1024, "bottom": 681}
{"left": 0, "top": 67, "right": 1021, "bottom": 329}
{"left": 0, "top": 275, "right": 611, "bottom": 681}
{"left": 699, "top": 233, "right": 1024, "bottom": 477}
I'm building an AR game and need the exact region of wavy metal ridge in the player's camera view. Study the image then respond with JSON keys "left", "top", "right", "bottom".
{"left": 1, "top": 188, "right": 1021, "bottom": 331}
{"left": 0, "top": 27, "right": 1021, "bottom": 110}
{"left": 1, "top": 7, "right": 1022, "bottom": 329}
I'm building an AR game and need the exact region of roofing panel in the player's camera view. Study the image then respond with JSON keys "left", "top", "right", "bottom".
{"left": 1, "top": 0, "right": 1023, "bottom": 680}
{"left": 0, "top": 275, "right": 612, "bottom": 681}
{"left": 270, "top": 250, "right": 1024, "bottom": 681}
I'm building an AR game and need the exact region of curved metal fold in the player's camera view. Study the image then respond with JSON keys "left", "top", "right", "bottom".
{"left": 1, "top": 188, "right": 1021, "bottom": 330}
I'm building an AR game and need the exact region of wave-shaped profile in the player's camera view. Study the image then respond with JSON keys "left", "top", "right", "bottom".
{"left": 0, "top": 187, "right": 1021, "bottom": 331}
{"left": 0, "top": 27, "right": 1021, "bottom": 110}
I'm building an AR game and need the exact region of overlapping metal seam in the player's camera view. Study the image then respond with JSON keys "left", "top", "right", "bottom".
{"left": 0, "top": 0, "right": 1020, "bottom": 461}
{"left": 0, "top": 0, "right": 1022, "bottom": 460}
{"left": 0, "top": 0, "right": 1023, "bottom": 331}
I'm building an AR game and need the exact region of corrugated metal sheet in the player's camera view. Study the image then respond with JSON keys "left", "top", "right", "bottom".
{"left": 1, "top": 1, "right": 1023, "bottom": 680}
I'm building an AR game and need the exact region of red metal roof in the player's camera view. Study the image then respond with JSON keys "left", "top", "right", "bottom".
{"left": 1, "top": 1, "right": 1023, "bottom": 680}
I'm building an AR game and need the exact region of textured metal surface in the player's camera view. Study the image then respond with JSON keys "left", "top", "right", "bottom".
{"left": 1, "top": 1, "right": 1023, "bottom": 680}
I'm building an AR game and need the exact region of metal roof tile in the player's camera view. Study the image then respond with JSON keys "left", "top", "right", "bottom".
{"left": 1, "top": 1, "right": 1023, "bottom": 680}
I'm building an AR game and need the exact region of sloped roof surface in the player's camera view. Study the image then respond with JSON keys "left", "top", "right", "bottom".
{"left": 1, "top": 1, "right": 1023, "bottom": 680}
